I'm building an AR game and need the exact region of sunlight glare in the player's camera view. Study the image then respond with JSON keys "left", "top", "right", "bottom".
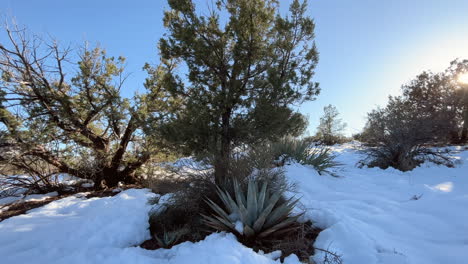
{"left": 457, "top": 73, "right": 468, "bottom": 85}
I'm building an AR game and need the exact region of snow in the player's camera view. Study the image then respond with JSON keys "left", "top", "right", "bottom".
{"left": 0, "top": 189, "right": 295, "bottom": 264}
{"left": 0, "top": 189, "right": 156, "bottom": 264}
{"left": 0, "top": 143, "right": 467, "bottom": 264}
{"left": 287, "top": 143, "right": 468, "bottom": 264}
{"left": 234, "top": 220, "right": 244, "bottom": 234}
{"left": 0, "top": 191, "right": 58, "bottom": 210}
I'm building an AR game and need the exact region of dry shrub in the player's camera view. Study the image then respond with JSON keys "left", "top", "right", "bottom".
{"left": 145, "top": 171, "right": 216, "bottom": 248}
{"left": 359, "top": 96, "right": 456, "bottom": 171}
{"left": 143, "top": 147, "right": 322, "bottom": 262}
{"left": 144, "top": 146, "right": 297, "bottom": 250}
{"left": 262, "top": 221, "right": 320, "bottom": 262}
{"left": 228, "top": 146, "right": 295, "bottom": 193}
{"left": 143, "top": 167, "right": 190, "bottom": 195}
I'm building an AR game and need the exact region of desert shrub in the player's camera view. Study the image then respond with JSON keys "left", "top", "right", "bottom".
{"left": 148, "top": 170, "right": 215, "bottom": 244}
{"left": 270, "top": 137, "right": 340, "bottom": 175}
{"left": 268, "top": 221, "right": 320, "bottom": 262}
{"left": 359, "top": 97, "right": 454, "bottom": 171}
{"left": 228, "top": 146, "right": 293, "bottom": 193}
{"left": 146, "top": 146, "right": 297, "bottom": 247}
{"left": 142, "top": 166, "right": 190, "bottom": 195}
{"left": 144, "top": 148, "right": 322, "bottom": 261}
{"left": 302, "top": 148, "right": 341, "bottom": 175}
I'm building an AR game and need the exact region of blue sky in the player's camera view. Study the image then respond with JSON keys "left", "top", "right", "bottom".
{"left": 3, "top": 0, "right": 468, "bottom": 136}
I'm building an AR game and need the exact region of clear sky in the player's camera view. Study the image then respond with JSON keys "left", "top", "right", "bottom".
{"left": 3, "top": 0, "right": 468, "bottom": 136}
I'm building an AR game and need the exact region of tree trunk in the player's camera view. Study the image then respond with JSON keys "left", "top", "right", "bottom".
{"left": 461, "top": 93, "right": 468, "bottom": 144}
{"left": 449, "top": 130, "right": 460, "bottom": 144}
{"left": 460, "top": 108, "right": 468, "bottom": 143}
{"left": 214, "top": 109, "right": 232, "bottom": 185}
{"left": 95, "top": 167, "right": 137, "bottom": 190}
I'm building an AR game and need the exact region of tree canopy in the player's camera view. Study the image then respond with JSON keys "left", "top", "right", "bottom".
{"left": 147, "top": 0, "right": 320, "bottom": 181}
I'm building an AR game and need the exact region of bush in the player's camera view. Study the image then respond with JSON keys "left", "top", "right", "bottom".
{"left": 148, "top": 171, "right": 215, "bottom": 245}
{"left": 143, "top": 148, "right": 322, "bottom": 262}
{"left": 228, "top": 146, "right": 293, "bottom": 193}
{"left": 270, "top": 137, "right": 340, "bottom": 175}
{"left": 359, "top": 97, "right": 454, "bottom": 171}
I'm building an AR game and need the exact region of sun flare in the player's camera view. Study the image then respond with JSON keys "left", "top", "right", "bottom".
{"left": 458, "top": 73, "right": 468, "bottom": 84}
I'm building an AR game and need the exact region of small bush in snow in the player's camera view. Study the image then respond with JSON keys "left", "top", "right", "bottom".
{"left": 203, "top": 180, "right": 301, "bottom": 241}
{"left": 228, "top": 147, "right": 294, "bottom": 194}
{"left": 359, "top": 96, "right": 454, "bottom": 171}
{"left": 270, "top": 137, "right": 340, "bottom": 175}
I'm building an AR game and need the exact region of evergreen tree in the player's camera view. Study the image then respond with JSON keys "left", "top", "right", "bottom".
{"left": 400, "top": 60, "right": 468, "bottom": 143}
{"left": 315, "top": 104, "right": 346, "bottom": 145}
{"left": 148, "top": 0, "right": 320, "bottom": 182}
{"left": 0, "top": 25, "right": 171, "bottom": 189}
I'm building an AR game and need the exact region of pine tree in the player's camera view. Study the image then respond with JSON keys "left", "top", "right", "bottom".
{"left": 315, "top": 104, "right": 346, "bottom": 145}
{"left": 148, "top": 0, "right": 320, "bottom": 182}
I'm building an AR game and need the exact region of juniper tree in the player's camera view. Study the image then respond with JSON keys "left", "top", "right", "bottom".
{"left": 148, "top": 0, "right": 320, "bottom": 183}
{"left": 0, "top": 25, "right": 172, "bottom": 189}
{"left": 358, "top": 61, "right": 468, "bottom": 171}
{"left": 400, "top": 60, "right": 468, "bottom": 143}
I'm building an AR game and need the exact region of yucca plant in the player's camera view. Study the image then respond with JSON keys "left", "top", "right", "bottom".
{"left": 270, "top": 137, "right": 311, "bottom": 165}
{"left": 270, "top": 137, "right": 340, "bottom": 175}
{"left": 202, "top": 180, "right": 301, "bottom": 239}
{"left": 302, "top": 147, "right": 340, "bottom": 175}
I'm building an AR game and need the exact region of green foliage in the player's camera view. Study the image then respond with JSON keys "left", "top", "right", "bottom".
{"left": 147, "top": 0, "right": 320, "bottom": 181}
{"left": 270, "top": 137, "right": 340, "bottom": 175}
{"left": 154, "top": 228, "right": 189, "bottom": 249}
{"left": 315, "top": 104, "right": 347, "bottom": 145}
{"left": 301, "top": 147, "right": 340, "bottom": 175}
{"left": 270, "top": 137, "right": 311, "bottom": 163}
{"left": 360, "top": 96, "right": 454, "bottom": 171}
{"left": 358, "top": 59, "right": 468, "bottom": 170}
{"left": 202, "top": 180, "right": 301, "bottom": 239}
{"left": 0, "top": 25, "right": 175, "bottom": 188}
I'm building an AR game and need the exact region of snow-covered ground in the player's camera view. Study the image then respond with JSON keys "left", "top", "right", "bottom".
{"left": 0, "top": 143, "right": 467, "bottom": 264}
{"left": 291, "top": 143, "right": 468, "bottom": 263}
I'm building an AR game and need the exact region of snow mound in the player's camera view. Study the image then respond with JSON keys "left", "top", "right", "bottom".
{"left": 142, "top": 232, "right": 299, "bottom": 264}
{"left": 0, "top": 189, "right": 155, "bottom": 264}
{"left": 0, "top": 189, "right": 298, "bottom": 264}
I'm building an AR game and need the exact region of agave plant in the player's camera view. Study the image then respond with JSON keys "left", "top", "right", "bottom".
{"left": 154, "top": 228, "right": 188, "bottom": 249}
{"left": 202, "top": 180, "right": 301, "bottom": 238}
